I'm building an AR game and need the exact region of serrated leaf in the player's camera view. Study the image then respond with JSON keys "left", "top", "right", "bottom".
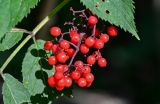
{"left": 80, "top": 0, "right": 140, "bottom": 40}
{"left": 2, "top": 74, "right": 30, "bottom": 104}
{"left": 22, "top": 40, "right": 54, "bottom": 96}
{"left": 0, "top": 32, "right": 23, "bottom": 51}
{"left": 0, "top": 0, "right": 40, "bottom": 40}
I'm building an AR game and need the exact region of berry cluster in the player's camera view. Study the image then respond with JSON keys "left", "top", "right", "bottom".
{"left": 44, "top": 8, "right": 118, "bottom": 91}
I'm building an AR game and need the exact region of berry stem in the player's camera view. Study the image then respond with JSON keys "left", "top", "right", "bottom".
{"left": 91, "top": 25, "right": 96, "bottom": 37}
{"left": 59, "top": 32, "right": 70, "bottom": 42}
{"left": 0, "top": 0, "right": 71, "bottom": 74}
{"left": 67, "top": 33, "right": 85, "bottom": 69}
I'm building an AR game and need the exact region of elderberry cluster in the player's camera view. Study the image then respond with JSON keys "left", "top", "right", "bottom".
{"left": 43, "top": 8, "right": 118, "bottom": 91}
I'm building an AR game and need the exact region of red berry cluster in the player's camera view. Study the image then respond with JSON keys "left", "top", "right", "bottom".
{"left": 43, "top": 8, "right": 118, "bottom": 91}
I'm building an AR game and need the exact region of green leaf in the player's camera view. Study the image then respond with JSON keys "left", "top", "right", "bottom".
{"left": 2, "top": 74, "right": 30, "bottom": 104}
{"left": 0, "top": 0, "right": 40, "bottom": 40}
{"left": 0, "top": 32, "right": 23, "bottom": 51}
{"left": 80, "top": 0, "right": 140, "bottom": 40}
{"left": 22, "top": 40, "right": 54, "bottom": 96}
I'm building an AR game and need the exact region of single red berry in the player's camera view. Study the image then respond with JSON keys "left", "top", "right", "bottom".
{"left": 82, "top": 66, "right": 91, "bottom": 74}
{"left": 71, "top": 33, "right": 80, "bottom": 45}
{"left": 100, "top": 34, "right": 109, "bottom": 43}
{"left": 98, "top": 58, "right": 107, "bottom": 67}
{"left": 56, "top": 51, "right": 69, "bottom": 63}
{"left": 54, "top": 72, "right": 64, "bottom": 80}
{"left": 84, "top": 73, "right": 94, "bottom": 83}
{"left": 87, "top": 55, "right": 96, "bottom": 65}
{"left": 55, "top": 64, "right": 65, "bottom": 72}
{"left": 65, "top": 77, "right": 72, "bottom": 87}
{"left": 57, "top": 77, "right": 65, "bottom": 87}
{"left": 85, "top": 37, "right": 95, "bottom": 47}
{"left": 66, "top": 48, "right": 75, "bottom": 57}
{"left": 70, "top": 71, "right": 81, "bottom": 80}
{"left": 51, "top": 44, "right": 59, "bottom": 53}
{"left": 80, "top": 44, "right": 89, "bottom": 54}
{"left": 60, "top": 40, "right": 70, "bottom": 50}
{"left": 56, "top": 86, "right": 64, "bottom": 91}
{"left": 107, "top": 26, "right": 118, "bottom": 37}
{"left": 70, "top": 29, "right": 78, "bottom": 37}
{"left": 74, "top": 60, "right": 84, "bottom": 68}
{"left": 88, "top": 16, "right": 98, "bottom": 25}
{"left": 77, "top": 78, "right": 87, "bottom": 87}
{"left": 48, "top": 75, "right": 56, "bottom": 87}
{"left": 94, "top": 39, "right": 104, "bottom": 49}
{"left": 48, "top": 56, "right": 57, "bottom": 65}
{"left": 44, "top": 41, "right": 53, "bottom": 50}
{"left": 50, "top": 26, "right": 61, "bottom": 37}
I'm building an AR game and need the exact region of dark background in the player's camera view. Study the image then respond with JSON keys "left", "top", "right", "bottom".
{"left": 0, "top": 0, "right": 160, "bottom": 104}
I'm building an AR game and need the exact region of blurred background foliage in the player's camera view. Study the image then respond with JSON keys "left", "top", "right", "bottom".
{"left": 0, "top": 0, "right": 160, "bottom": 104}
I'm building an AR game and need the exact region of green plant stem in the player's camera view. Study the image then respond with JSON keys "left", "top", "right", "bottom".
{"left": 0, "top": 0, "right": 71, "bottom": 73}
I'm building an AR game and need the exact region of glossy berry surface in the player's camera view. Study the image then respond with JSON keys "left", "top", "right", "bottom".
{"left": 48, "top": 56, "right": 57, "bottom": 65}
{"left": 87, "top": 55, "right": 96, "bottom": 65}
{"left": 94, "top": 39, "right": 104, "bottom": 49}
{"left": 107, "top": 26, "right": 118, "bottom": 37}
{"left": 100, "top": 34, "right": 109, "bottom": 43}
{"left": 50, "top": 26, "right": 61, "bottom": 36}
{"left": 88, "top": 16, "right": 98, "bottom": 25}
{"left": 85, "top": 37, "right": 95, "bottom": 47}
{"left": 98, "top": 58, "right": 107, "bottom": 67}
{"left": 80, "top": 44, "right": 89, "bottom": 54}
{"left": 70, "top": 71, "right": 81, "bottom": 80}
{"left": 60, "top": 40, "right": 70, "bottom": 50}
{"left": 78, "top": 78, "right": 87, "bottom": 87}
{"left": 44, "top": 41, "right": 53, "bottom": 50}
{"left": 48, "top": 75, "right": 56, "bottom": 87}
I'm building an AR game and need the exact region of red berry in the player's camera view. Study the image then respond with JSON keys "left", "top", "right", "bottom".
{"left": 66, "top": 48, "right": 75, "bottom": 57}
{"left": 56, "top": 86, "right": 64, "bottom": 91}
{"left": 48, "top": 75, "right": 56, "bottom": 87}
{"left": 57, "top": 77, "right": 65, "bottom": 87}
{"left": 70, "top": 71, "right": 81, "bottom": 80}
{"left": 65, "top": 77, "right": 72, "bottom": 87}
{"left": 84, "top": 73, "right": 94, "bottom": 83}
{"left": 44, "top": 41, "right": 53, "bottom": 50}
{"left": 54, "top": 72, "right": 64, "bottom": 80}
{"left": 60, "top": 40, "right": 70, "bottom": 50}
{"left": 87, "top": 55, "right": 96, "bottom": 65}
{"left": 74, "top": 60, "right": 84, "bottom": 68}
{"left": 56, "top": 51, "right": 69, "bottom": 63}
{"left": 70, "top": 29, "right": 78, "bottom": 37}
{"left": 88, "top": 16, "right": 98, "bottom": 25}
{"left": 50, "top": 26, "right": 61, "bottom": 37}
{"left": 98, "top": 58, "right": 107, "bottom": 67}
{"left": 55, "top": 64, "right": 65, "bottom": 72}
{"left": 71, "top": 33, "right": 80, "bottom": 44}
{"left": 80, "top": 44, "right": 89, "bottom": 54}
{"left": 82, "top": 66, "right": 91, "bottom": 74}
{"left": 107, "top": 26, "right": 118, "bottom": 37}
{"left": 85, "top": 37, "right": 95, "bottom": 47}
{"left": 77, "top": 78, "right": 87, "bottom": 87}
{"left": 51, "top": 44, "right": 59, "bottom": 53}
{"left": 48, "top": 56, "right": 57, "bottom": 65}
{"left": 94, "top": 39, "right": 104, "bottom": 49}
{"left": 100, "top": 34, "right": 109, "bottom": 43}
